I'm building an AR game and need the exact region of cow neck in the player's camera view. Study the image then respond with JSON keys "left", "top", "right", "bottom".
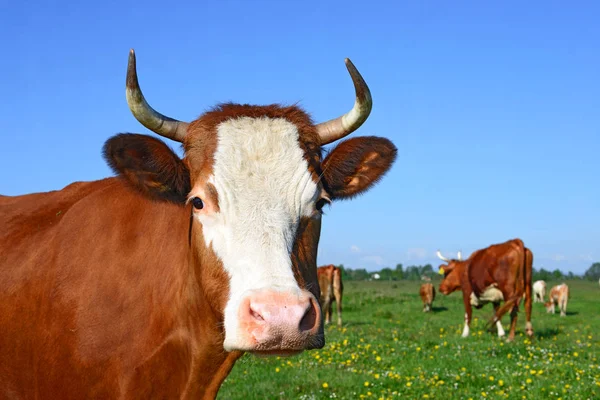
{"left": 181, "top": 213, "right": 244, "bottom": 397}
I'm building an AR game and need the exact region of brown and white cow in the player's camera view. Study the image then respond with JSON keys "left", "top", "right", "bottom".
{"left": 437, "top": 239, "right": 534, "bottom": 342}
{"left": 533, "top": 280, "right": 546, "bottom": 303}
{"left": 545, "top": 283, "right": 569, "bottom": 316}
{"left": 317, "top": 265, "right": 344, "bottom": 326}
{"left": 419, "top": 283, "right": 436, "bottom": 312}
{"left": 0, "top": 50, "right": 397, "bottom": 399}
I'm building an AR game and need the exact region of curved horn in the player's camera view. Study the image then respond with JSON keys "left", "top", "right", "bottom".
{"left": 436, "top": 250, "right": 451, "bottom": 263}
{"left": 315, "top": 58, "right": 372, "bottom": 145}
{"left": 126, "top": 49, "right": 189, "bottom": 142}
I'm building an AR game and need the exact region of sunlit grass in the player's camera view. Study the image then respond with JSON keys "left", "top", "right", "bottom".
{"left": 219, "top": 280, "right": 600, "bottom": 399}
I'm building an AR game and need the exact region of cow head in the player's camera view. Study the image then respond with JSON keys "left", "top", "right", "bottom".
{"left": 436, "top": 250, "right": 465, "bottom": 295}
{"left": 103, "top": 50, "right": 397, "bottom": 356}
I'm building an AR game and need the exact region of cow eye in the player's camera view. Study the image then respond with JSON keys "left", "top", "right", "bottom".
{"left": 192, "top": 197, "right": 204, "bottom": 210}
{"left": 316, "top": 198, "right": 331, "bottom": 213}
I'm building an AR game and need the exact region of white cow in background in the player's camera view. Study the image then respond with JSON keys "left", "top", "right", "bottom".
{"left": 533, "top": 280, "right": 546, "bottom": 303}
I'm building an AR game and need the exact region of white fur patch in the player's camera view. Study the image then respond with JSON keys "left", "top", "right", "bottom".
{"left": 462, "top": 313, "right": 470, "bottom": 338}
{"left": 470, "top": 285, "right": 504, "bottom": 307}
{"left": 195, "top": 117, "right": 320, "bottom": 350}
{"left": 496, "top": 321, "right": 505, "bottom": 337}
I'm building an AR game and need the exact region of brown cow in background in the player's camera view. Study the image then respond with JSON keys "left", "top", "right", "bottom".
{"left": 437, "top": 239, "right": 533, "bottom": 342}
{"left": 317, "top": 265, "right": 344, "bottom": 326}
{"left": 420, "top": 283, "right": 436, "bottom": 312}
{"left": 545, "top": 283, "right": 570, "bottom": 316}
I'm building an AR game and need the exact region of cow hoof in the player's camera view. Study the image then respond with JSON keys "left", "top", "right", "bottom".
{"left": 526, "top": 329, "right": 534, "bottom": 337}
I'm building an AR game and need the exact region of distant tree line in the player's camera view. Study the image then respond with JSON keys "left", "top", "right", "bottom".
{"left": 338, "top": 263, "right": 436, "bottom": 281}
{"left": 336, "top": 262, "right": 600, "bottom": 282}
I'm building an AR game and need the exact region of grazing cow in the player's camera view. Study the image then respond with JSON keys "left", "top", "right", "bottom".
{"left": 0, "top": 50, "right": 397, "bottom": 399}
{"left": 545, "top": 283, "right": 569, "bottom": 316}
{"left": 437, "top": 239, "right": 534, "bottom": 342}
{"left": 420, "top": 283, "right": 436, "bottom": 312}
{"left": 317, "top": 265, "right": 344, "bottom": 326}
{"left": 533, "top": 280, "right": 547, "bottom": 303}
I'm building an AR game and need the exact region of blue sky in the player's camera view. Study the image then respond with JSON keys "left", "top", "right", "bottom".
{"left": 1, "top": 1, "right": 598, "bottom": 274}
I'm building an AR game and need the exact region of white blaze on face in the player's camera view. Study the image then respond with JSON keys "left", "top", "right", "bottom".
{"left": 195, "top": 117, "right": 321, "bottom": 350}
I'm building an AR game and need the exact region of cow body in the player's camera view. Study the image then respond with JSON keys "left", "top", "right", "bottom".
{"left": 533, "top": 280, "right": 546, "bottom": 303}
{"left": 317, "top": 265, "right": 344, "bottom": 326}
{"left": 437, "top": 239, "right": 534, "bottom": 342}
{"left": 0, "top": 51, "right": 397, "bottom": 398}
{"left": 419, "top": 283, "right": 436, "bottom": 312}
{"left": 545, "top": 283, "right": 569, "bottom": 316}
{"left": 0, "top": 179, "right": 241, "bottom": 398}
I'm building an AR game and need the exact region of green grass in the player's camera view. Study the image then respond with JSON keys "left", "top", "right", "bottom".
{"left": 219, "top": 280, "right": 600, "bottom": 399}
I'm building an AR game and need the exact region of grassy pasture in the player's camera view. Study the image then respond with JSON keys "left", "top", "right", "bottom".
{"left": 219, "top": 280, "right": 599, "bottom": 399}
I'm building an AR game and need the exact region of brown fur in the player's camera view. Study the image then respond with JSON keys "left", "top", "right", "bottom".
{"left": 419, "top": 283, "right": 436, "bottom": 312}
{"left": 1, "top": 100, "right": 396, "bottom": 398}
{"left": 322, "top": 136, "right": 397, "bottom": 200}
{"left": 438, "top": 239, "right": 534, "bottom": 342}
{"left": 103, "top": 133, "right": 191, "bottom": 203}
{"left": 317, "top": 265, "right": 344, "bottom": 326}
{"left": 545, "top": 284, "right": 569, "bottom": 316}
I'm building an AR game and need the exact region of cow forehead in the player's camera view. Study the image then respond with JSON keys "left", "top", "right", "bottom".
{"left": 213, "top": 116, "right": 320, "bottom": 211}
{"left": 184, "top": 104, "right": 322, "bottom": 181}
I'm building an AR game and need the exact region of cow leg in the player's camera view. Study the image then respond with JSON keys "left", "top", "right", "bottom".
{"left": 523, "top": 266, "right": 533, "bottom": 338}
{"left": 323, "top": 297, "right": 332, "bottom": 325}
{"left": 335, "top": 292, "right": 343, "bottom": 326}
{"left": 506, "top": 296, "right": 523, "bottom": 342}
{"left": 328, "top": 299, "right": 334, "bottom": 324}
{"left": 506, "top": 305, "right": 518, "bottom": 342}
{"left": 493, "top": 303, "right": 505, "bottom": 337}
{"left": 487, "top": 295, "right": 521, "bottom": 341}
{"left": 461, "top": 291, "right": 473, "bottom": 338}
{"left": 560, "top": 296, "right": 567, "bottom": 317}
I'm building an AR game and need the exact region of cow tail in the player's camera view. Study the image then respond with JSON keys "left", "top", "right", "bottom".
{"left": 523, "top": 244, "right": 534, "bottom": 336}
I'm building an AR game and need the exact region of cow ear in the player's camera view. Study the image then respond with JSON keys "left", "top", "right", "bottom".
{"left": 439, "top": 263, "right": 455, "bottom": 275}
{"left": 321, "top": 136, "right": 397, "bottom": 200}
{"left": 103, "top": 133, "right": 191, "bottom": 204}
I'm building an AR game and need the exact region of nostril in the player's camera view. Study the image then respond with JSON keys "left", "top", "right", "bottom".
{"left": 299, "top": 298, "right": 318, "bottom": 333}
{"left": 249, "top": 305, "right": 265, "bottom": 322}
